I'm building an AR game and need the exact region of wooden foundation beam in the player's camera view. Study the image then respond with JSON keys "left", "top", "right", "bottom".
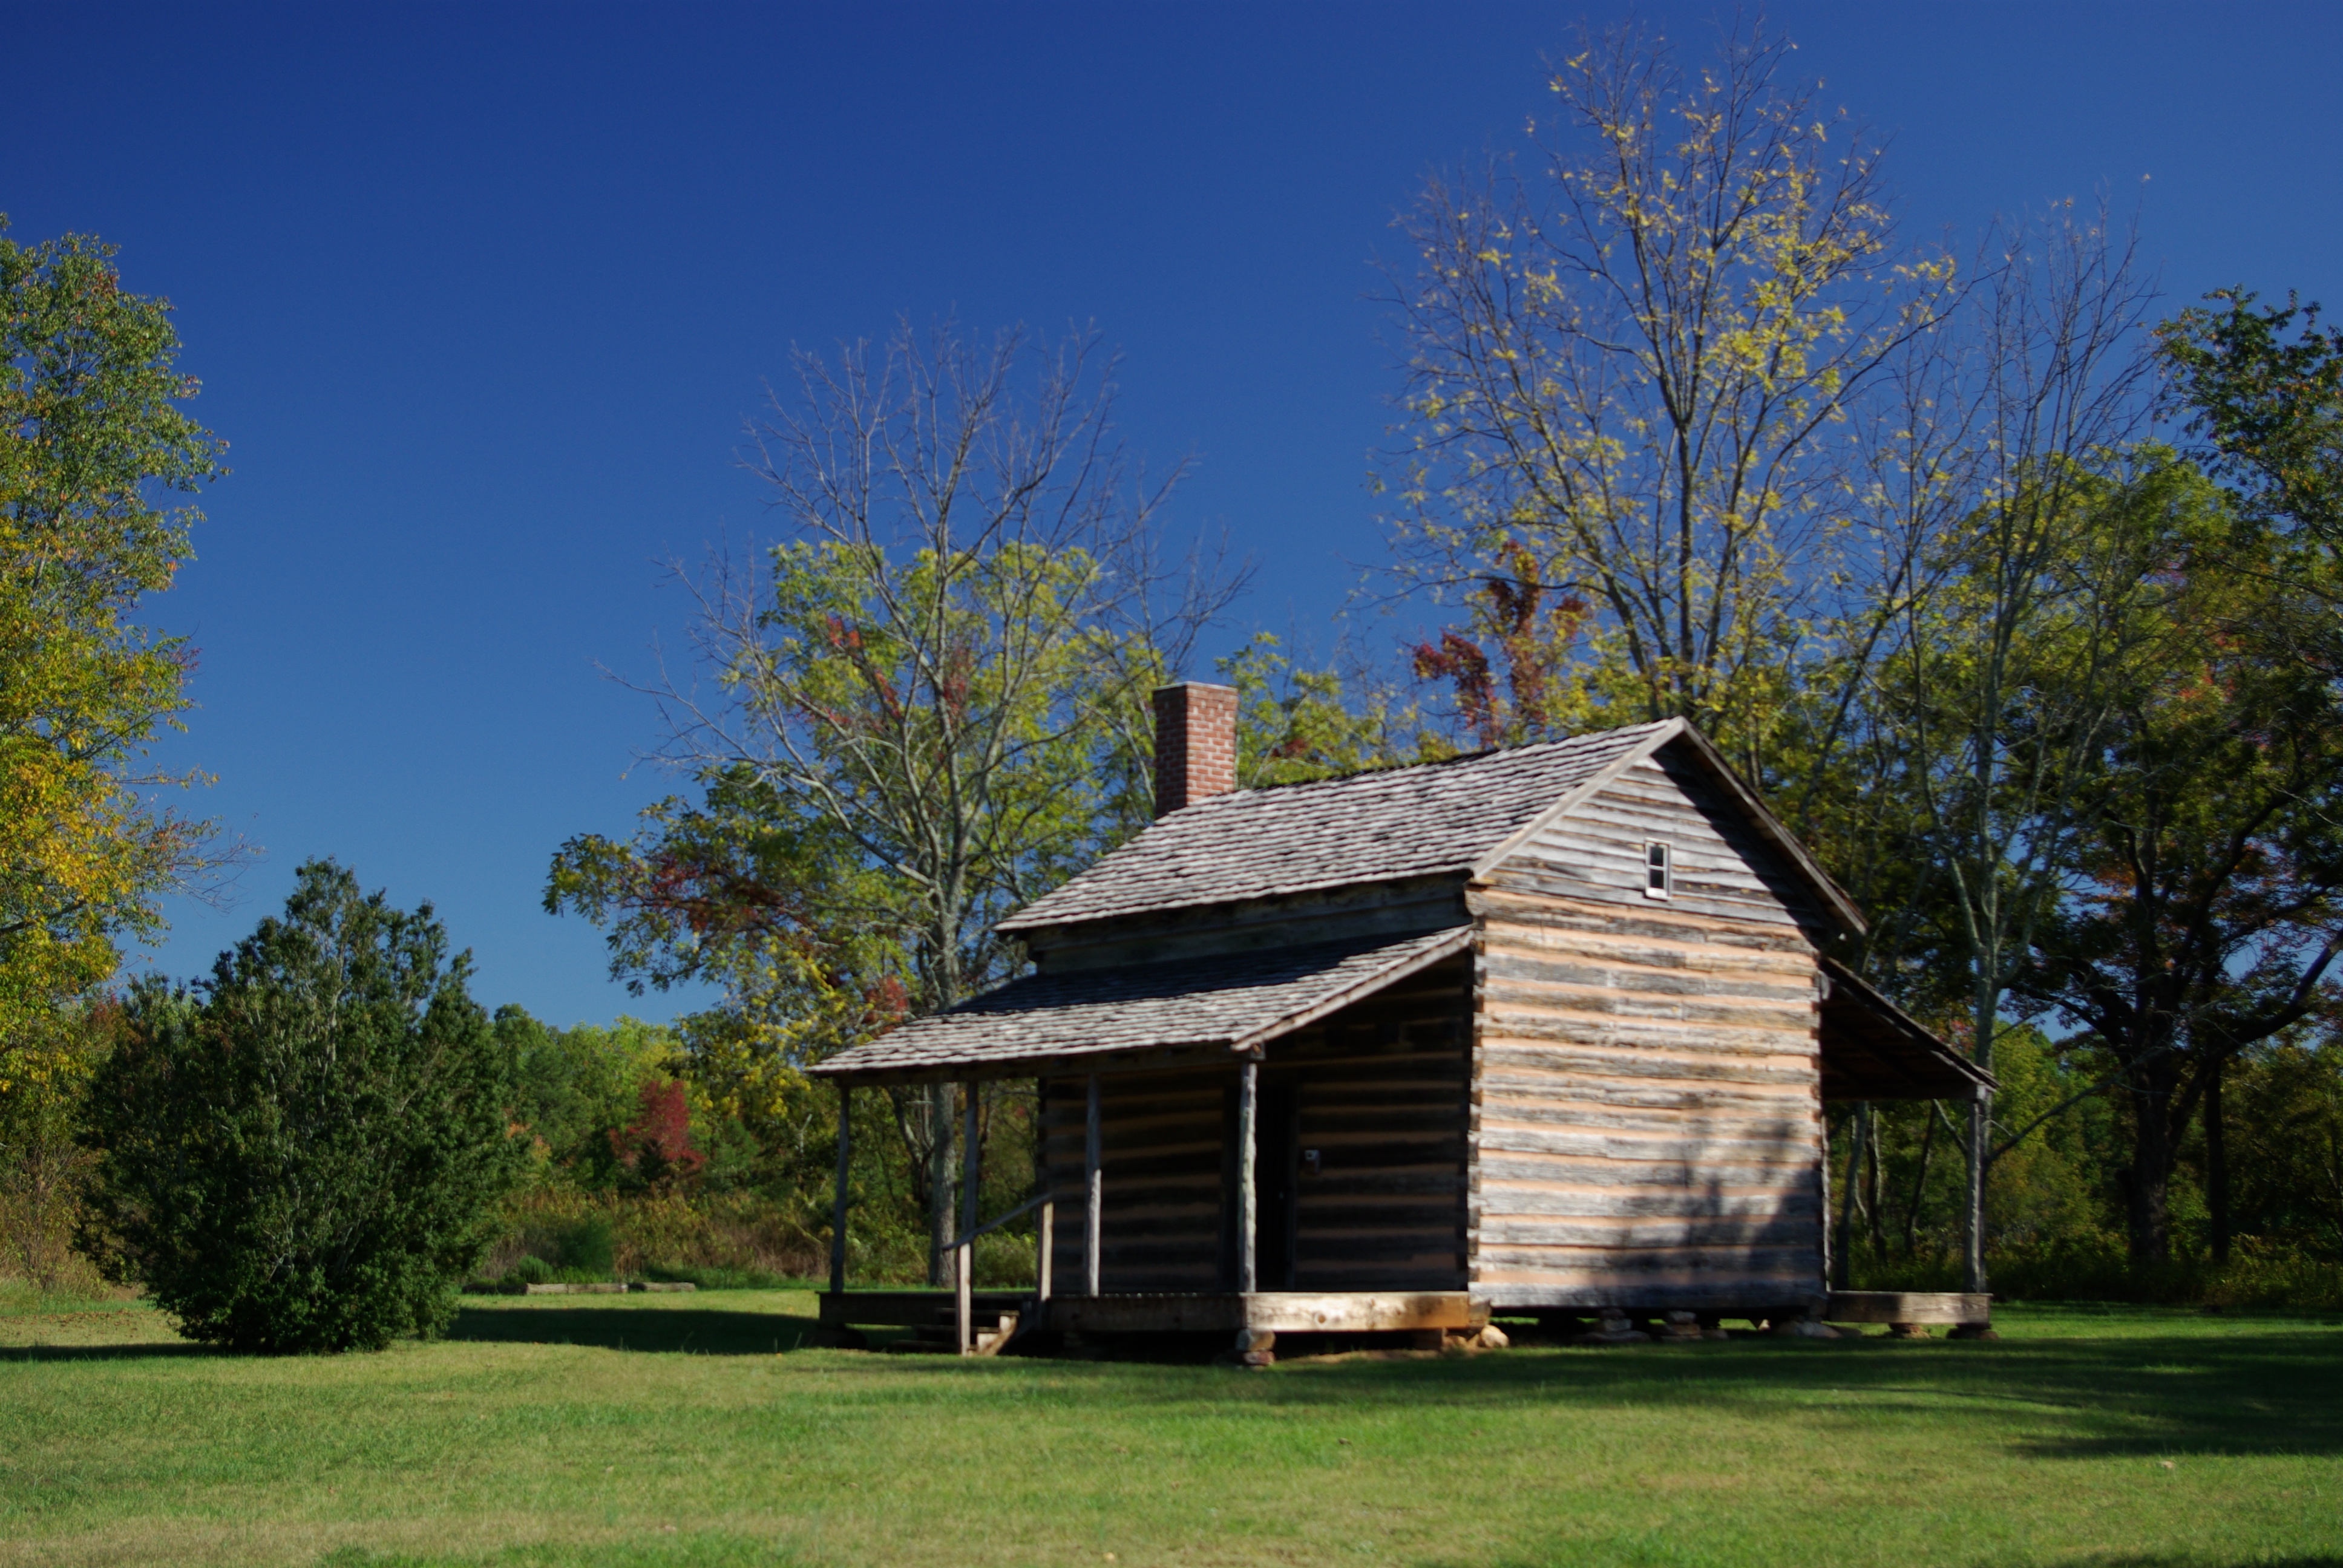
{"left": 1046, "top": 1291, "right": 1485, "bottom": 1336}
{"left": 1824, "top": 1290, "right": 1990, "bottom": 1327}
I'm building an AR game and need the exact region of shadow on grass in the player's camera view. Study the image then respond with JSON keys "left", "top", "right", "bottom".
{"left": 0, "top": 1341, "right": 218, "bottom": 1362}
{"left": 443, "top": 1305, "right": 824, "bottom": 1355}
{"left": 1226, "top": 1330, "right": 2343, "bottom": 1462}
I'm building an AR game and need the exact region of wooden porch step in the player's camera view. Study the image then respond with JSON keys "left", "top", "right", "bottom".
{"left": 881, "top": 1305, "right": 1023, "bottom": 1357}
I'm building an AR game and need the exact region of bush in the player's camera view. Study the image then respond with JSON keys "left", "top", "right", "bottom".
{"left": 79, "top": 861, "right": 528, "bottom": 1352}
{"left": 549, "top": 1214, "right": 616, "bottom": 1278}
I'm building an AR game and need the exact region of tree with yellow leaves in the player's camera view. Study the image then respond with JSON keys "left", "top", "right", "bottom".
{"left": 1384, "top": 16, "right": 1950, "bottom": 776}
{"left": 0, "top": 220, "right": 226, "bottom": 1059}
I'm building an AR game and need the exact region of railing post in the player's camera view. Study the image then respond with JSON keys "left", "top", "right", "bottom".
{"left": 1237, "top": 1057, "right": 1259, "bottom": 1295}
{"left": 829, "top": 1080, "right": 851, "bottom": 1296}
{"left": 956, "top": 1240, "right": 972, "bottom": 1356}
{"left": 1084, "top": 1073, "right": 1103, "bottom": 1298}
{"left": 1038, "top": 1198, "right": 1054, "bottom": 1302}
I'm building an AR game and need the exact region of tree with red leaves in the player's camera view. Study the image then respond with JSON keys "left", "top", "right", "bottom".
{"left": 608, "top": 1079, "right": 706, "bottom": 1193}
{"left": 1409, "top": 544, "right": 1586, "bottom": 749}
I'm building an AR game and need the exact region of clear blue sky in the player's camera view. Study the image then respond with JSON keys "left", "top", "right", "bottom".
{"left": 7, "top": 2, "right": 2338, "bottom": 1026}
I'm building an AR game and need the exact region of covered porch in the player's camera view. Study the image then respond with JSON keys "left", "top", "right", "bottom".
{"left": 812, "top": 927, "right": 1478, "bottom": 1357}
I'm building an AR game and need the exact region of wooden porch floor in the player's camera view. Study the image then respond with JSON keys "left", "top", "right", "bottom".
{"left": 819, "top": 1290, "right": 1484, "bottom": 1335}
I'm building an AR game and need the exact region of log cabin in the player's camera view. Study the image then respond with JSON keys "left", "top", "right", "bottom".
{"left": 812, "top": 684, "right": 1993, "bottom": 1357}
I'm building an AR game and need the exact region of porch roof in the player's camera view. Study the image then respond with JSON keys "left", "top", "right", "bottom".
{"left": 1818, "top": 958, "right": 1999, "bottom": 1102}
{"left": 811, "top": 925, "right": 1474, "bottom": 1084}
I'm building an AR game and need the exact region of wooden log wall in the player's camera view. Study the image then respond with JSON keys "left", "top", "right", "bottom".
{"left": 1270, "top": 956, "right": 1470, "bottom": 1292}
{"left": 1035, "top": 958, "right": 1471, "bottom": 1295}
{"left": 1470, "top": 751, "right": 1828, "bottom": 1312}
{"left": 1040, "top": 1067, "right": 1229, "bottom": 1293}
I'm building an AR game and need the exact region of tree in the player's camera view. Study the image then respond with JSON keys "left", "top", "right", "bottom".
{"left": 1219, "top": 633, "right": 1436, "bottom": 785}
{"left": 2160, "top": 289, "right": 2342, "bottom": 567}
{"left": 0, "top": 1001, "right": 117, "bottom": 1290}
{"left": 494, "top": 1005, "right": 686, "bottom": 1187}
{"left": 1380, "top": 21, "right": 2171, "bottom": 1295}
{"left": 2013, "top": 480, "right": 2343, "bottom": 1269}
{"left": 1383, "top": 16, "right": 1949, "bottom": 773}
{"left": 0, "top": 220, "right": 228, "bottom": 1047}
{"left": 559, "top": 319, "right": 1240, "bottom": 1280}
{"left": 2209, "top": 1033, "right": 2343, "bottom": 1263}
{"left": 80, "top": 861, "right": 525, "bottom": 1353}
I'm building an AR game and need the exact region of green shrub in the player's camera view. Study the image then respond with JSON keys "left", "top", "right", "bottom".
{"left": 79, "top": 861, "right": 529, "bottom": 1353}
{"left": 500, "top": 1255, "right": 555, "bottom": 1293}
{"left": 549, "top": 1214, "right": 615, "bottom": 1278}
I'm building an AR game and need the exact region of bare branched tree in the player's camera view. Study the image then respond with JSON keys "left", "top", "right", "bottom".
{"left": 1842, "top": 201, "right": 2164, "bottom": 1290}
{"left": 631, "top": 318, "right": 1244, "bottom": 1279}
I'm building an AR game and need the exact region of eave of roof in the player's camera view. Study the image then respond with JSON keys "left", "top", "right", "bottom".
{"left": 1818, "top": 956, "right": 1997, "bottom": 1102}
{"left": 811, "top": 925, "right": 1474, "bottom": 1083}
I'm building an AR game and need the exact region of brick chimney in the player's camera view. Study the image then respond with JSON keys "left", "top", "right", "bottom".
{"left": 1153, "top": 682, "right": 1239, "bottom": 817}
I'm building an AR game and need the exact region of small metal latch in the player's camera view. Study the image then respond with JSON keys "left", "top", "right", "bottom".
{"left": 1302, "top": 1148, "right": 1322, "bottom": 1177}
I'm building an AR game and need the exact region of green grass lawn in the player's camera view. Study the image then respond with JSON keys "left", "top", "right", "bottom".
{"left": 2, "top": 1288, "right": 2337, "bottom": 1568}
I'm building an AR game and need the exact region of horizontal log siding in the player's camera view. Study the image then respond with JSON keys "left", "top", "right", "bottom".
{"left": 1034, "top": 959, "right": 1470, "bottom": 1295}
{"left": 1269, "top": 958, "right": 1470, "bottom": 1291}
{"left": 1472, "top": 754, "right": 1828, "bottom": 1310}
{"left": 1040, "top": 1068, "right": 1231, "bottom": 1292}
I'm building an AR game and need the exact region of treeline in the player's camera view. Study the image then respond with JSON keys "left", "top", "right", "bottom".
{"left": 7, "top": 19, "right": 2343, "bottom": 1338}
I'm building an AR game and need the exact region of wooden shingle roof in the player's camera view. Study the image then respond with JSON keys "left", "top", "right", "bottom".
{"left": 998, "top": 721, "right": 1676, "bottom": 933}
{"left": 810, "top": 926, "right": 1473, "bottom": 1082}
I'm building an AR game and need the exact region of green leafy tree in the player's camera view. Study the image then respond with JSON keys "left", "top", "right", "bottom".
{"left": 2160, "top": 289, "right": 2342, "bottom": 564}
{"left": 493, "top": 1005, "right": 681, "bottom": 1186}
{"left": 0, "top": 220, "right": 228, "bottom": 1047}
{"left": 1219, "top": 634, "right": 1436, "bottom": 785}
{"left": 2209, "top": 1033, "right": 2343, "bottom": 1262}
{"left": 0, "top": 1001, "right": 117, "bottom": 1290}
{"left": 80, "top": 861, "right": 525, "bottom": 1352}
{"left": 2012, "top": 494, "right": 2343, "bottom": 1269}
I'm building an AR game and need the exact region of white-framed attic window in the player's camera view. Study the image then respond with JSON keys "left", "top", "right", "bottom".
{"left": 1643, "top": 840, "right": 1673, "bottom": 900}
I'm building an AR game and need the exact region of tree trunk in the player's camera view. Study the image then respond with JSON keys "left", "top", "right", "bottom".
{"left": 1904, "top": 1106, "right": 1938, "bottom": 1259}
{"left": 927, "top": 1081, "right": 955, "bottom": 1286}
{"left": 1963, "top": 977, "right": 1994, "bottom": 1294}
{"left": 2124, "top": 1075, "right": 2177, "bottom": 1270}
{"left": 1833, "top": 1105, "right": 1869, "bottom": 1289}
{"left": 1864, "top": 1108, "right": 1886, "bottom": 1257}
{"left": 2205, "top": 1059, "right": 2230, "bottom": 1266}
{"left": 1962, "top": 1090, "right": 1988, "bottom": 1292}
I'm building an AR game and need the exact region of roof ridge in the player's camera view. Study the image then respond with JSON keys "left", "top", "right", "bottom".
{"left": 997, "top": 717, "right": 1692, "bottom": 936}
{"left": 1174, "top": 721, "right": 1671, "bottom": 812}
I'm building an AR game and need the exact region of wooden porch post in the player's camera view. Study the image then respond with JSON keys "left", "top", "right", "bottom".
{"left": 960, "top": 1082, "right": 980, "bottom": 1243}
{"left": 829, "top": 1080, "right": 851, "bottom": 1295}
{"left": 1237, "top": 1057, "right": 1259, "bottom": 1293}
{"left": 1084, "top": 1073, "right": 1103, "bottom": 1297}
